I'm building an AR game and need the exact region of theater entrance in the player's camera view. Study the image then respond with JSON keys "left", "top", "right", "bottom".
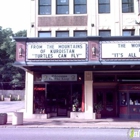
{"left": 46, "top": 84, "right": 71, "bottom": 116}
{"left": 94, "top": 88, "right": 118, "bottom": 118}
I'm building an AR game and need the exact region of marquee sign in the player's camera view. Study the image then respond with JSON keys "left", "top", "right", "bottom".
{"left": 42, "top": 74, "right": 77, "bottom": 81}
{"left": 27, "top": 42, "right": 87, "bottom": 60}
{"left": 101, "top": 41, "right": 140, "bottom": 59}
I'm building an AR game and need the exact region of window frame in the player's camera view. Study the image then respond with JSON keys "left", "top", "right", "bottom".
{"left": 122, "top": 0, "right": 134, "bottom": 13}
{"left": 56, "top": 0, "right": 69, "bottom": 14}
{"left": 74, "top": 0, "right": 87, "bottom": 14}
{"left": 38, "top": 0, "right": 51, "bottom": 15}
{"left": 98, "top": 0, "right": 110, "bottom": 14}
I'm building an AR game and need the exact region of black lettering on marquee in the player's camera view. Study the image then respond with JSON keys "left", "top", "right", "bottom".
{"left": 31, "top": 45, "right": 42, "bottom": 49}
{"left": 40, "top": 49, "right": 45, "bottom": 53}
{"left": 112, "top": 53, "right": 123, "bottom": 57}
{"left": 131, "top": 44, "right": 140, "bottom": 47}
{"left": 128, "top": 53, "right": 136, "bottom": 57}
{"left": 34, "top": 54, "right": 53, "bottom": 58}
{"left": 118, "top": 44, "right": 125, "bottom": 48}
{"left": 58, "top": 54, "right": 67, "bottom": 58}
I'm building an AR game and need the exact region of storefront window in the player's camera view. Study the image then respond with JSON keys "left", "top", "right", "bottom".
{"left": 72, "top": 84, "right": 82, "bottom": 112}
{"left": 129, "top": 93, "right": 140, "bottom": 105}
{"left": 33, "top": 84, "right": 46, "bottom": 114}
{"left": 120, "top": 92, "right": 127, "bottom": 106}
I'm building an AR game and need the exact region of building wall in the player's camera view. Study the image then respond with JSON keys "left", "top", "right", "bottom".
{"left": 0, "top": 90, "right": 25, "bottom": 100}
{"left": 28, "top": 0, "right": 140, "bottom": 37}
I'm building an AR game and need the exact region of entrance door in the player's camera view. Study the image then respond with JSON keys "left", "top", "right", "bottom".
{"left": 46, "top": 84, "right": 70, "bottom": 116}
{"left": 94, "top": 89, "right": 117, "bottom": 118}
{"left": 57, "top": 88, "right": 69, "bottom": 116}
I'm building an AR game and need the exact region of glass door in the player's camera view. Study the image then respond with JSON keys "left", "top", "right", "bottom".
{"left": 94, "top": 89, "right": 117, "bottom": 118}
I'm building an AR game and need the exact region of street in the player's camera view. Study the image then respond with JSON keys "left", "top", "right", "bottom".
{"left": 0, "top": 128, "right": 137, "bottom": 140}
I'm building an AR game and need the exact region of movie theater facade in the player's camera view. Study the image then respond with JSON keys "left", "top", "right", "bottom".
{"left": 14, "top": 36, "right": 140, "bottom": 119}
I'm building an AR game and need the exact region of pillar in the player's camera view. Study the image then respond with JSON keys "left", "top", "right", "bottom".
{"left": 24, "top": 70, "right": 34, "bottom": 118}
{"left": 84, "top": 71, "right": 95, "bottom": 119}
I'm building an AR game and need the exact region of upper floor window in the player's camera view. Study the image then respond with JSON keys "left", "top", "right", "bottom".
{"left": 74, "top": 31, "right": 87, "bottom": 37}
{"left": 74, "top": 0, "right": 87, "bottom": 14}
{"left": 38, "top": 31, "right": 51, "bottom": 37}
{"left": 39, "top": 0, "right": 51, "bottom": 15}
{"left": 56, "top": 31, "right": 69, "bottom": 37}
{"left": 122, "top": 30, "right": 135, "bottom": 36}
{"left": 122, "top": 0, "right": 134, "bottom": 13}
{"left": 56, "top": 0, "right": 69, "bottom": 14}
{"left": 99, "top": 30, "right": 111, "bottom": 36}
{"left": 98, "top": 0, "right": 110, "bottom": 13}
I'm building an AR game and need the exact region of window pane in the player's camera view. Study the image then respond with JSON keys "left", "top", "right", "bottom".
{"left": 56, "top": 32, "right": 69, "bottom": 37}
{"left": 75, "top": 5, "right": 87, "bottom": 14}
{"left": 38, "top": 32, "right": 51, "bottom": 37}
{"left": 122, "top": 0, "right": 134, "bottom": 13}
{"left": 122, "top": 4, "right": 134, "bottom": 13}
{"left": 74, "top": 0, "right": 86, "bottom": 4}
{"left": 40, "top": 0, "right": 51, "bottom": 5}
{"left": 99, "top": 5, "right": 110, "bottom": 13}
{"left": 39, "top": 6, "right": 51, "bottom": 15}
{"left": 57, "top": 6, "right": 69, "bottom": 14}
{"left": 57, "top": 0, "right": 69, "bottom": 5}
{"left": 99, "top": 30, "right": 111, "bottom": 37}
{"left": 74, "top": 31, "right": 87, "bottom": 37}
{"left": 122, "top": 0, "right": 132, "bottom": 3}
{"left": 99, "top": 0, "right": 110, "bottom": 4}
{"left": 123, "top": 30, "right": 134, "bottom": 36}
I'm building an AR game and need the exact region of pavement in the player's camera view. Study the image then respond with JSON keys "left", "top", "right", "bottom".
{"left": 0, "top": 101, "right": 140, "bottom": 129}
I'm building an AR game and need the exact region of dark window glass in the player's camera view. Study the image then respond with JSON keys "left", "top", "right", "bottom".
{"left": 122, "top": 0, "right": 134, "bottom": 13}
{"left": 38, "top": 31, "right": 51, "bottom": 37}
{"left": 99, "top": 30, "right": 111, "bottom": 37}
{"left": 56, "top": 31, "right": 69, "bottom": 37}
{"left": 122, "top": 30, "right": 135, "bottom": 36}
{"left": 129, "top": 93, "right": 140, "bottom": 105}
{"left": 56, "top": 0, "right": 69, "bottom": 14}
{"left": 74, "top": 31, "right": 87, "bottom": 37}
{"left": 74, "top": 0, "right": 87, "bottom": 14}
{"left": 98, "top": 0, "right": 110, "bottom": 13}
{"left": 39, "top": 0, "right": 51, "bottom": 15}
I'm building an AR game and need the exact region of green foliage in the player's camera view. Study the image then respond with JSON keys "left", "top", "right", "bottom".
{"left": 94, "top": 102, "right": 103, "bottom": 113}
{"left": 0, "top": 27, "right": 26, "bottom": 89}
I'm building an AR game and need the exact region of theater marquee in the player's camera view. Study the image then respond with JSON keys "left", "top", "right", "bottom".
{"left": 27, "top": 42, "right": 87, "bottom": 60}
{"left": 101, "top": 41, "right": 140, "bottom": 59}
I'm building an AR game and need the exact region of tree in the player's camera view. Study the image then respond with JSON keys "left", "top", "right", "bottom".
{"left": 0, "top": 27, "right": 26, "bottom": 89}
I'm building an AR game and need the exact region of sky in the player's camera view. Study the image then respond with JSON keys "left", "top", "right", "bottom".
{"left": 0, "top": 0, "right": 30, "bottom": 33}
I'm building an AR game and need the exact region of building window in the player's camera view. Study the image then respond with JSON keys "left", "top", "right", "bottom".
{"left": 122, "top": 0, "right": 134, "bottom": 13}
{"left": 56, "top": 0, "right": 69, "bottom": 14}
{"left": 39, "top": 0, "right": 51, "bottom": 15}
{"left": 38, "top": 31, "right": 51, "bottom": 37}
{"left": 56, "top": 31, "right": 69, "bottom": 37}
{"left": 74, "top": 0, "right": 87, "bottom": 14}
{"left": 99, "top": 30, "right": 111, "bottom": 37}
{"left": 74, "top": 31, "right": 87, "bottom": 37}
{"left": 98, "top": 0, "right": 110, "bottom": 13}
{"left": 122, "top": 30, "right": 135, "bottom": 36}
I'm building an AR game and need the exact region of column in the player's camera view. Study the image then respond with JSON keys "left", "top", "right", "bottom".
{"left": 24, "top": 70, "right": 34, "bottom": 118}
{"left": 84, "top": 71, "right": 95, "bottom": 119}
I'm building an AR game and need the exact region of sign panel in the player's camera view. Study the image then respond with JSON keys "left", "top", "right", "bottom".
{"left": 42, "top": 74, "right": 77, "bottom": 81}
{"left": 27, "top": 42, "right": 87, "bottom": 60}
{"left": 102, "top": 42, "right": 140, "bottom": 59}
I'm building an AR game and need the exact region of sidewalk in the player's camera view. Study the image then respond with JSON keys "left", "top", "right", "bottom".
{"left": 0, "top": 101, "right": 140, "bottom": 129}
{"left": 1, "top": 116, "right": 140, "bottom": 129}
